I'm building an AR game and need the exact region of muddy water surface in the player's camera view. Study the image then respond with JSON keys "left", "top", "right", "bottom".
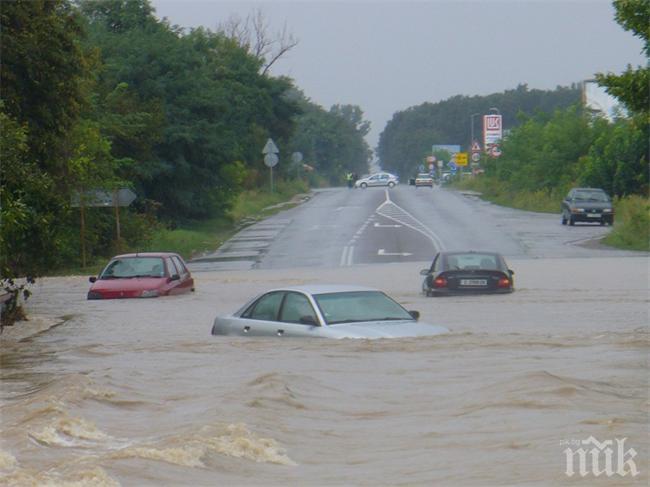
{"left": 1, "top": 258, "right": 648, "bottom": 485}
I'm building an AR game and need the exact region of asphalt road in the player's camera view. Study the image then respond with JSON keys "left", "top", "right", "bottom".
{"left": 189, "top": 185, "right": 641, "bottom": 272}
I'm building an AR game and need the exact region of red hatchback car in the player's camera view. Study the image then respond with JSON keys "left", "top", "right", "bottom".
{"left": 87, "top": 252, "right": 195, "bottom": 299}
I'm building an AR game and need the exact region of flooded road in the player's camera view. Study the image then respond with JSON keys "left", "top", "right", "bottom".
{"left": 1, "top": 257, "right": 648, "bottom": 485}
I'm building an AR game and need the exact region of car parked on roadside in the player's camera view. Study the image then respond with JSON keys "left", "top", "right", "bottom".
{"left": 420, "top": 251, "right": 514, "bottom": 296}
{"left": 211, "top": 284, "right": 449, "bottom": 338}
{"left": 561, "top": 187, "right": 614, "bottom": 226}
{"left": 87, "top": 252, "right": 194, "bottom": 299}
{"left": 355, "top": 172, "right": 399, "bottom": 188}
{"left": 414, "top": 173, "right": 434, "bottom": 188}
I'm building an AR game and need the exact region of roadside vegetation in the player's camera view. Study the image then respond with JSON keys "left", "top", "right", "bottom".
{"left": 436, "top": 0, "right": 649, "bottom": 253}
{"left": 0, "top": 0, "right": 369, "bottom": 326}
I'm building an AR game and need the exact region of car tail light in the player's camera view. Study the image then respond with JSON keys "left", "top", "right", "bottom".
{"left": 433, "top": 276, "right": 447, "bottom": 288}
{"left": 497, "top": 277, "right": 511, "bottom": 288}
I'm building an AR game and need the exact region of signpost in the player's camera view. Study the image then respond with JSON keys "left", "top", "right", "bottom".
{"left": 263, "top": 138, "right": 280, "bottom": 192}
{"left": 71, "top": 188, "right": 137, "bottom": 267}
{"left": 291, "top": 151, "right": 303, "bottom": 178}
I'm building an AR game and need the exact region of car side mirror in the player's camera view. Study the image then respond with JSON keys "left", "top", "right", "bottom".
{"left": 409, "top": 310, "right": 420, "bottom": 321}
{"left": 419, "top": 269, "right": 429, "bottom": 276}
{"left": 299, "top": 315, "right": 318, "bottom": 326}
{"left": 168, "top": 274, "right": 180, "bottom": 282}
{"left": 509, "top": 269, "right": 515, "bottom": 275}
{"left": 89, "top": 276, "right": 97, "bottom": 283}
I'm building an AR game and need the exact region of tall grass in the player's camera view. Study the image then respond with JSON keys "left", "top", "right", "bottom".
{"left": 603, "top": 195, "right": 650, "bottom": 251}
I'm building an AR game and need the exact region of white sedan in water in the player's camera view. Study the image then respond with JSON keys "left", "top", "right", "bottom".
{"left": 211, "top": 284, "right": 448, "bottom": 339}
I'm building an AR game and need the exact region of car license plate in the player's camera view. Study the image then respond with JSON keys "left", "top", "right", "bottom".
{"left": 587, "top": 213, "right": 601, "bottom": 218}
{"left": 460, "top": 279, "right": 487, "bottom": 286}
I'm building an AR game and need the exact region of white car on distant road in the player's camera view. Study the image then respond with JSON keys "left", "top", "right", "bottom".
{"left": 355, "top": 172, "right": 399, "bottom": 188}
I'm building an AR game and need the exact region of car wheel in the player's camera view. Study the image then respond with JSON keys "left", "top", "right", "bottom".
{"left": 360, "top": 182, "right": 367, "bottom": 189}
{"left": 569, "top": 215, "right": 575, "bottom": 226}
{"left": 388, "top": 182, "right": 395, "bottom": 188}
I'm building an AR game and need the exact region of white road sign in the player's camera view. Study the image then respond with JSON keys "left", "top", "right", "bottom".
{"left": 262, "top": 138, "right": 279, "bottom": 154}
{"left": 264, "top": 153, "right": 279, "bottom": 168}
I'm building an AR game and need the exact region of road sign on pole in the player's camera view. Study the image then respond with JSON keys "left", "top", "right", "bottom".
{"left": 263, "top": 138, "right": 279, "bottom": 154}
{"left": 262, "top": 139, "right": 280, "bottom": 192}
{"left": 70, "top": 188, "right": 137, "bottom": 267}
{"left": 71, "top": 188, "right": 136, "bottom": 207}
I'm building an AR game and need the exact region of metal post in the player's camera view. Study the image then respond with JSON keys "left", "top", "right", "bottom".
{"left": 113, "top": 189, "right": 121, "bottom": 246}
{"left": 270, "top": 167, "right": 274, "bottom": 193}
{"left": 470, "top": 113, "right": 480, "bottom": 149}
{"left": 80, "top": 197, "right": 87, "bottom": 268}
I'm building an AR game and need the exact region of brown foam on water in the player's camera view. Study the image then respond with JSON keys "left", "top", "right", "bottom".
{"left": 1, "top": 466, "right": 119, "bottom": 487}
{"left": 110, "top": 422, "right": 296, "bottom": 467}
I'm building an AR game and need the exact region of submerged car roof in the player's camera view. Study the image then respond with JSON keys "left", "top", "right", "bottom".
{"left": 112, "top": 252, "right": 181, "bottom": 259}
{"left": 439, "top": 250, "right": 502, "bottom": 257}
{"left": 266, "top": 284, "right": 380, "bottom": 295}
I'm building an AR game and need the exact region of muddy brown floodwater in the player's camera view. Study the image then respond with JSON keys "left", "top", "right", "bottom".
{"left": 1, "top": 257, "right": 648, "bottom": 486}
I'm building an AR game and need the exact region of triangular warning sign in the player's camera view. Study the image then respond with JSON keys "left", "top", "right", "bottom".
{"left": 471, "top": 141, "right": 482, "bottom": 153}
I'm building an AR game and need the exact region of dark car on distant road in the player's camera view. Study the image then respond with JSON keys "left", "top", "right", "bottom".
{"left": 420, "top": 251, "right": 514, "bottom": 296}
{"left": 87, "top": 252, "right": 194, "bottom": 299}
{"left": 561, "top": 187, "right": 614, "bottom": 226}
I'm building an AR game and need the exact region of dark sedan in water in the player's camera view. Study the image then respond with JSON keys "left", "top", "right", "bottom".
{"left": 420, "top": 251, "right": 514, "bottom": 296}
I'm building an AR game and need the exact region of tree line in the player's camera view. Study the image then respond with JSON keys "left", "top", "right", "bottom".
{"left": 0, "top": 0, "right": 371, "bottom": 285}
{"left": 479, "top": 0, "right": 648, "bottom": 199}
{"left": 377, "top": 83, "right": 581, "bottom": 177}
{"left": 377, "top": 0, "right": 648, "bottom": 202}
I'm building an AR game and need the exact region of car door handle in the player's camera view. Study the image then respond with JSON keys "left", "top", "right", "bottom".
{"left": 277, "top": 329, "right": 284, "bottom": 336}
{"left": 243, "top": 326, "right": 250, "bottom": 333}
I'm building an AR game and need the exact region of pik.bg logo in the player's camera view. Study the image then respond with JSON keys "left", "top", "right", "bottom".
{"left": 563, "top": 436, "right": 639, "bottom": 477}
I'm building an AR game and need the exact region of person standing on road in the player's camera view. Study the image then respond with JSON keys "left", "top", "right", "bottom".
{"left": 346, "top": 172, "right": 353, "bottom": 188}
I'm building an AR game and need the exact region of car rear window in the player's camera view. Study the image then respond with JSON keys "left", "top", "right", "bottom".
{"left": 444, "top": 254, "right": 500, "bottom": 271}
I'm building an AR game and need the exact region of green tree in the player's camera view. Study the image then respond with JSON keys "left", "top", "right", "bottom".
{"left": 595, "top": 0, "right": 650, "bottom": 119}
{"left": 288, "top": 95, "right": 371, "bottom": 185}
{"left": 377, "top": 84, "right": 580, "bottom": 177}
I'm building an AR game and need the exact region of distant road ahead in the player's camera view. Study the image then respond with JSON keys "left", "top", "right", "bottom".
{"left": 190, "top": 185, "right": 641, "bottom": 272}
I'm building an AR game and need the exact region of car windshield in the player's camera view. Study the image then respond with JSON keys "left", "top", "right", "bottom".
{"left": 574, "top": 191, "right": 609, "bottom": 202}
{"left": 100, "top": 257, "right": 165, "bottom": 279}
{"left": 444, "top": 253, "right": 501, "bottom": 271}
{"left": 313, "top": 291, "right": 413, "bottom": 325}
{"left": 417, "top": 173, "right": 431, "bottom": 178}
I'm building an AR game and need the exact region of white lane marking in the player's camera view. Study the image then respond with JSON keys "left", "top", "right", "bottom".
{"left": 375, "top": 192, "right": 445, "bottom": 252}
{"left": 340, "top": 245, "right": 355, "bottom": 266}
{"left": 377, "top": 249, "right": 413, "bottom": 257}
{"left": 340, "top": 246, "right": 349, "bottom": 267}
{"left": 374, "top": 222, "right": 401, "bottom": 228}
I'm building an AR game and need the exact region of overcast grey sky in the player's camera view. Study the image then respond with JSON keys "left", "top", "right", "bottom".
{"left": 150, "top": 0, "right": 645, "bottom": 149}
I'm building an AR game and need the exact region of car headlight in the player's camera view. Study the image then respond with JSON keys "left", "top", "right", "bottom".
{"left": 87, "top": 291, "right": 102, "bottom": 300}
{"left": 603, "top": 208, "right": 612, "bottom": 213}
{"left": 572, "top": 208, "right": 585, "bottom": 213}
{"left": 140, "top": 289, "right": 160, "bottom": 298}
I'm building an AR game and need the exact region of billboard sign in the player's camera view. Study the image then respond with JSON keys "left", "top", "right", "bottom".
{"left": 483, "top": 114, "right": 502, "bottom": 157}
